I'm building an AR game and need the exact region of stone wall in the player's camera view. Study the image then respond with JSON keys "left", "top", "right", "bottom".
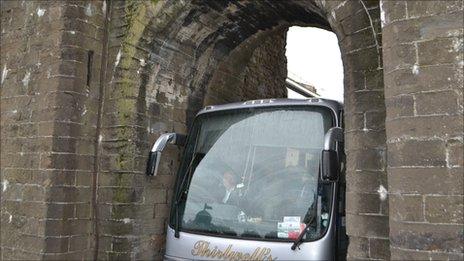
{"left": 205, "top": 28, "right": 288, "bottom": 106}
{"left": 382, "top": 1, "right": 463, "bottom": 259}
{"left": 325, "top": 1, "right": 390, "bottom": 259}
{"left": 239, "top": 29, "right": 288, "bottom": 100}
{"left": 1, "top": 1, "right": 107, "bottom": 259}
{"left": 1, "top": 0, "right": 462, "bottom": 260}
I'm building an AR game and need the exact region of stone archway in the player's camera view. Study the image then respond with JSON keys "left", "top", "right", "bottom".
{"left": 98, "top": 0, "right": 388, "bottom": 259}
{"left": 2, "top": 0, "right": 462, "bottom": 260}
{"left": 0, "top": 0, "right": 389, "bottom": 260}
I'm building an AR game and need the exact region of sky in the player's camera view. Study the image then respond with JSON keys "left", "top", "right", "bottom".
{"left": 285, "top": 26, "right": 344, "bottom": 102}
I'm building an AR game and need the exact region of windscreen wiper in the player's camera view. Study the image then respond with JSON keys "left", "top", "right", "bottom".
{"left": 291, "top": 199, "right": 317, "bottom": 250}
{"left": 174, "top": 153, "right": 202, "bottom": 238}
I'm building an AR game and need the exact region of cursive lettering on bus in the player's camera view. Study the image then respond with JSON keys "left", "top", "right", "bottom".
{"left": 191, "top": 240, "right": 277, "bottom": 260}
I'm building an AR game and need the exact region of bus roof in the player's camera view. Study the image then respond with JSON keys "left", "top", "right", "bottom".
{"left": 196, "top": 98, "right": 343, "bottom": 117}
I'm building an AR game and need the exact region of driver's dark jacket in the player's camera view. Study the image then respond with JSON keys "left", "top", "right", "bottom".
{"left": 215, "top": 183, "right": 240, "bottom": 205}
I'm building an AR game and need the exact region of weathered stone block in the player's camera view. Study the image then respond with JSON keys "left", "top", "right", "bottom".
{"left": 344, "top": 70, "right": 365, "bottom": 92}
{"left": 385, "top": 94, "right": 414, "bottom": 119}
{"left": 76, "top": 171, "right": 94, "bottom": 187}
{"left": 387, "top": 140, "right": 446, "bottom": 167}
{"left": 389, "top": 247, "right": 430, "bottom": 261}
{"left": 20, "top": 217, "right": 45, "bottom": 236}
{"left": 345, "top": 46, "right": 380, "bottom": 72}
{"left": 100, "top": 220, "right": 134, "bottom": 236}
{"left": 383, "top": 13, "right": 463, "bottom": 46}
{"left": 110, "top": 204, "right": 138, "bottom": 220}
{"left": 365, "top": 69, "right": 384, "bottom": 90}
{"left": 346, "top": 213, "right": 389, "bottom": 238}
{"left": 429, "top": 251, "right": 464, "bottom": 260}
{"left": 340, "top": 9, "right": 372, "bottom": 35}
{"left": 154, "top": 203, "right": 169, "bottom": 218}
{"left": 345, "top": 90, "right": 385, "bottom": 113}
{"left": 369, "top": 238, "right": 390, "bottom": 260}
{"left": 389, "top": 194, "right": 424, "bottom": 222}
{"left": 345, "top": 130, "right": 386, "bottom": 150}
{"left": 418, "top": 38, "right": 462, "bottom": 66}
{"left": 381, "top": 1, "right": 407, "bottom": 22}
{"left": 47, "top": 203, "right": 75, "bottom": 219}
{"left": 341, "top": 29, "right": 376, "bottom": 52}
{"left": 47, "top": 219, "right": 91, "bottom": 237}
{"left": 98, "top": 187, "right": 144, "bottom": 204}
{"left": 344, "top": 112, "right": 364, "bottom": 131}
{"left": 346, "top": 191, "right": 381, "bottom": 214}
{"left": 108, "top": 252, "right": 131, "bottom": 260}
{"left": 111, "top": 237, "right": 133, "bottom": 252}
{"left": 346, "top": 236, "right": 369, "bottom": 259}
{"left": 447, "top": 139, "right": 464, "bottom": 167}
{"left": 346, "top": 170, "right": 387, "bottom": 194}
{"left": 44, "top": 236, "right": 69, "bottom": 253}
{"left": 388, "top": 167, "right": 464, "bottom": 195}
{"left": 407, "top": 0, "right": 462, "bottom": 18}
{"left": 383, "top": 43, "right": 416, "bottom": 72}
{"left": 22, "top": 185, "right": 46, "bottom": 202}
{"left": 365, "top": 110, "right": 386, "bottom": 130}
{"left": 75, "top": 203, "right": 91, "bottom": 219}
{"left": 382, "top": 19, "right": 422, "bottom": 46}
{"left": 331, "top": 0, "right": 363, "bottom": 22}
{"left": 346, "top": 148, "right": 386, "bottom": 171}
{"left": 389, "top": 221, "right": 463, "bottom": 253}
{"left": 415, "top": 90, "right": 459, "bottom": 116}
{"left": 37, "top": 170, "right": 76, "bottom": 187}
{"left": 69, "top": 235, "right": 90, "bottom": 252}
{"left": 386, "top": 115, "right": 463, "bottom": 139}
{"left": 425, "top": 195, "right": 463, "bottom": 224}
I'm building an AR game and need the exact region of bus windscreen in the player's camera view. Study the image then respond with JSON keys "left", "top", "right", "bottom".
{"left": 173, "top": 107, "right": 334, "bottom": 242}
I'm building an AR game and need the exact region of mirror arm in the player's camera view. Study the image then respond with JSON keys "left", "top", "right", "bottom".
{"left": 146, "top": 133, "right": 186, "bottom": 176}
{"left": 323, "top": 127, "right": 344, "bottom": 151}
{"left": 150, "top": 133, "right": 186, "bottom": 152}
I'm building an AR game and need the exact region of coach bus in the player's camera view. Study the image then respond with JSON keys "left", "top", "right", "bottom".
{"left": 147, "top": 98, "right": 347, "bottom": 260}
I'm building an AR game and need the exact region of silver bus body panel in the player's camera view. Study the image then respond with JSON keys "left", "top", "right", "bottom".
{"left": 197, "top": 98, "right": 342, "bottom": 126}
{"left": 165, "top": 184, "right": 338, "bottom": 261}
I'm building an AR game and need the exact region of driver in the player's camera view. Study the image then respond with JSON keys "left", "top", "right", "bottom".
{"left": 216, "top": 167, "right": 240, "bottom": 204}
{"left": 221, "top": 171, "right": 238, "bottom": 203}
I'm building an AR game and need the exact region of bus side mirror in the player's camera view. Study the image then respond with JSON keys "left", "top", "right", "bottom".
{"left": 321, "top": 150, "right": 339, "bottom": 181}
{"left": 146, "top": 133, "right": 186, "bottom": 176}
{"left": 321, "top": 127, "right": 344, "bottom": 182}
